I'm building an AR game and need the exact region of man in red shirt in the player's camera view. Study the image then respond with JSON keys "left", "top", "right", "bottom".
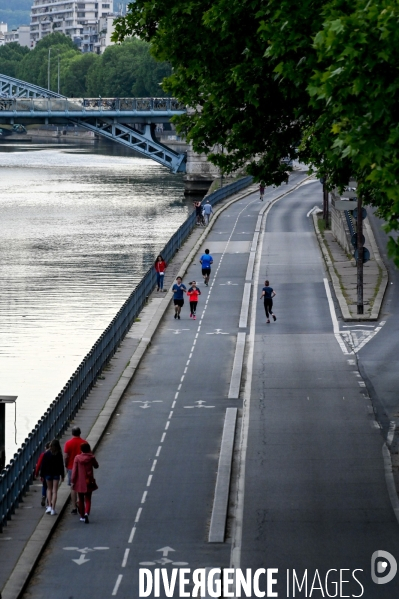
{"left": 64, "top": 426, "right": 87, "bottom": 515}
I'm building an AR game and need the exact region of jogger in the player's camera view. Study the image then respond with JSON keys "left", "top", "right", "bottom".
{"left": 260, "top": 279, "right": 276, "bottom": 323}
{"left": 187, "top": 281, "right": 201, "bottom": 320}
{"left": 172, "top": 276, "right": 187, "bottom": 319}
{"left": 200, "top": 248, "right": 213, "bottom": 286}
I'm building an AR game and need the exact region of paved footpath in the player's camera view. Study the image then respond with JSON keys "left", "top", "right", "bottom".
{"left": 13, "top": 174, "right": 399, "bottom": 598}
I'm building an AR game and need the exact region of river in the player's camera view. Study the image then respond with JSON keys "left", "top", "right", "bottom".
{"left": 0, "top": 139, "right": 188, "bottom": 462}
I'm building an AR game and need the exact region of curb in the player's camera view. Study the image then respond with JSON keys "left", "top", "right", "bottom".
{"left": 0, "top": 182, "right": 257, "bottom": 599}
{"left": 312, "top": 214, "right": 388, "bottom": 322}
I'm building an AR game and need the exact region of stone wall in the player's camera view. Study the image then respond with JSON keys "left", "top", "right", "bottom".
{"left": 330, "top": 190, "right": 353, "bottom": 255}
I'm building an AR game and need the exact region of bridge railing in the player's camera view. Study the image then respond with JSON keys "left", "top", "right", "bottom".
{"left": 0, "top": 97, "right": 185, "bottom": 113}
{"left": 0, "top": 175, "right": 252, "bottom": 530}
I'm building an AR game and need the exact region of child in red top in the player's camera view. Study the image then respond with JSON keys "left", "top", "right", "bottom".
{"left": 187, "top": 281, "right": 201, "bottom": 319}
{"left": 154, "top": 254, "right": 167, "bottom": 292}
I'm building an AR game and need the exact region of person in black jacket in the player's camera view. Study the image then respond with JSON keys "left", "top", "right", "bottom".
{"left": 40, "top": 439, "right": 65, "bottom": 516}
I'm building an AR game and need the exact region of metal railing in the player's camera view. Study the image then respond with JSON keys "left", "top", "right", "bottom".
{"left": 0, "top": 97, "right": 185, "bottom": 113}
{"left": 0, "top": 175, "right": 252, "bottom": 530}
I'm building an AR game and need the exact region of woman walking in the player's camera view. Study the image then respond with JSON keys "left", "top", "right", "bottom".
{"left": 40, "top": 439, "right": 65, "bottom": 515}
{"left": 187, "top": 281, "right": 201, "bottom": 320}
{"left": 154, "top": 255, "right": 167, "bottom": 292}
{"left": 71, "top": 442, "right": 99, "bottom": 524}
{"left": 260, "top": 280, "right": 277, "bottom": 323}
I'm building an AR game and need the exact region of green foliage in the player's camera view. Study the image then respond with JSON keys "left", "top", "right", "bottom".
{"left": 113, "top": 0, "right": 399, "bottom": 264}
{"left": 0, "top": 42, "right": 29, "bottom": 78}
{"left": 86, "top": 38, "right": 171, "bottom": 97}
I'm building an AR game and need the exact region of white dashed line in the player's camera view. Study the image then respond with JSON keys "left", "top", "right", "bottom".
{"left": 169, "top": 411, "right": 173, "bottom": 419}
{"left": 156, "top": 446, "right": 162, "bottom": 456}
{"left": 128, "top": 527, "right": 136, "bottom": 543}
{"left": 161, "top": 433, "right": 166, "bottom": 442}
{"left": 121, "top": 548, "right": 130, "bottom": 568}
{"left": 112, "top": 574, "right": 123, "bottom": 596}
{"left": 151, "top": 459, "right": 157, "bottom": 472}
{"left": 147, "top": 475, "right": 153, "bottom": 487}
{"left": 141, "top": 491, "right": 147, "bottom": 503}
{"left": 134, "top": 508, "right": 142, "bottom": 523}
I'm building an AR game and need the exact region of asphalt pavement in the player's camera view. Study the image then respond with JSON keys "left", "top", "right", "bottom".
{"left": 20, "top": 175, "right": 399, "bottom": 599}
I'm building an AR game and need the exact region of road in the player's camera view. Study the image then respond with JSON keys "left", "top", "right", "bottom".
{"left": 22, "top": 175, "right": 399, "bottom": 598}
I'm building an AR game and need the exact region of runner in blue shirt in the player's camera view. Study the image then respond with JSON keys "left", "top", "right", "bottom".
{"left": 260, "top": 279, "right": 276, "bottom": 323}
{"left": 172, "top": 276, "right": 187, "bottom": 319}
{"left": 200, "top": 248, "right": 213, "bottom": 286}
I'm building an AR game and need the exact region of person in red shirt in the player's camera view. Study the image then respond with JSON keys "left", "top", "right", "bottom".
{"left": 187, "top": 281, "right": 201, "bottom": 320}
{"left": 35, "top": 442, "right": 50, "bottom": 507}
{"left": 154, "top": 254, "right": 167, "bottom": 292}
{"left": 64, "top": 426, "right": 87, "bottom": 515}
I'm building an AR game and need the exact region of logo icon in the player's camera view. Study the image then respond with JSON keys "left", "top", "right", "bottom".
{"left": 371, "top": 551, "right": 397, "bottom": 584}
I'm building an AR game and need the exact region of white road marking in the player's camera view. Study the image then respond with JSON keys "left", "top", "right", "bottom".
{"left": 141, "top": 491, "right": 147, "bottom": 503}
{"left": 165, "top": 421, "right": 170, "bottom": 430}
{"left": 171, "top": 401, "right": 176, "bottom": 408}
{"left": 161, "top": 433, "right": 166, "bottom": 442}
{"left": 151, "top": 459, "right": 157, "bottom": 472}
{"left": 184, "top": 366, "right": 188, "bottom": 373}
{"left": 169, "top": 411, "right": 173, "bottom": 419}
{"left": 387, "top": 421, "right": 396, "bottom": 447}
{"left": 128, "top": 527, "right": 136, "bottom": 543}
{"left": 178, "top": 384, "right": 182, "bottom": 390}
{"left": 184, "top": 401, "right": 215, "bottom": 409}
{"left": 112, "top": 574, "right": 123, "bottom": 596}
{"left": 180, "top": 375, "right": 184, "bottom": 382}
{"left": 135, "top": 508, "right": 142, "bottom": 523}
{"left": 121, "top": 548, "right": 130, "bottom": 568}
{"left": 147, "top": 475, "right": 153, "bottom": 487}
{"left": 323, "top": 278, "right": 353, "bottom": 355}
{"left": 206, "top": 328, "right": 228, "bottom": 335}
{"left": 156, "top": 446, "right": 162, "bottom": 456}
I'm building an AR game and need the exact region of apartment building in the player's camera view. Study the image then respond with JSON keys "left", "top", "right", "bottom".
{"left": 30, "top": 1, "right": 113, "bottom": 51}
{"left": 4, "top": 26, "right": 31, "bottom": 48}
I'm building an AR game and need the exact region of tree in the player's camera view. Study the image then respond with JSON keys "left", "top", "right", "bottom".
{"left": 61, "top": 53, "right": 99, "bottom": 97}
{"left": 0, "top": 42, "right": 29, "bottom": 78}
{"left": 86, "top": 38, "right": 171, "bottom": 97}
{"left": 17, "top": 33, "right": 81, "bottom": 90}
{"left": 308, "top": 0, "right": 399, "bottom": 264}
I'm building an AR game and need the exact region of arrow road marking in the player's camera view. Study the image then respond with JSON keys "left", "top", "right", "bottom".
{"left": 157, "top": 546, "right": 175, "bottom": 557}
{"left": 72, "top": 554, "right": 91, "bottom": 566}
{"left": 132, "top": 400, "right": 163, "bottom": 409}
{"left": 220, "top": 281, "right": 238, "bottom": 286}
{"left": 307, "top": 205, "right": 323, "bottom": 217}
{"left": 184, "top": 401, "right": 215, "bottom": 409}
{"left": 167, "top": 329, "right": 190, "bottom": 335}
{"left": 206, "top": 329, "right": 228, "bottom": 335}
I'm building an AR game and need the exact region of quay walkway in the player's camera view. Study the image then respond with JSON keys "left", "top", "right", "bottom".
{"left": 2, "top": 172, "right": 399, "bottom": 598}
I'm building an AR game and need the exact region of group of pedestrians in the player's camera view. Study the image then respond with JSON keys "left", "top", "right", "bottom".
{"left": 193, "top": 199, "right": 214, "bottom": 226}
{"left": 36, "top": 426, "right": 99, "bottom": 523}
{"left": 171, "top": 249, "right": 213, "bottom": 319}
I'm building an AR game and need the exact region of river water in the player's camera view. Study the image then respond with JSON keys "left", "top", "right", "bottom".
{"left": 0, "top": 139, "right": 188, "bottom": 462}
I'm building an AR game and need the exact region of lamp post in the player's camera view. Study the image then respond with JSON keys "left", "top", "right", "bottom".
{"left": 57, "top": 53, "right": 60, "bottom": 95}
{"left": 0, "top": 395, "right": 18, "bottom": 470}
{"left": 48, "top": 47, "right": 51, "bottom": 91}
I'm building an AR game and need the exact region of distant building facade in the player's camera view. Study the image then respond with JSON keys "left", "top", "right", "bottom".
{"left": 0, "top": 22, "right": 6, "bottom": 46}
{"left": 4, "top": 26, "right": 31, "bottom": 48}
{"left": 94, "top": 14, "right": 115, "bottom": 54}
{"left": 30, "top": 1, "right": 114, "bottom": 51}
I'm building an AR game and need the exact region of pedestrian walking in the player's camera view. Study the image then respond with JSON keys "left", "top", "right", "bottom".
{"left": 260, "top": 279, "right": 276, "bottom": 323}
{"left": 200, "top": 249, "right": 213, "bottom": 286}
{"left": 187, "top": 281, "right": 201, "bottom": 319}
{"left": 64, "top": 426, "right": 87, "bottom": 515}
{"left": 71, "top": 442, "right": 99, "bottom": 524}
{"left": 172, "top": 276, "right": 187, "bottom": 319}
{"left": 203, "top": 200, "right": 213, "bottom": 225}
{"left": 259, "top": 181, "right": 265, "bottom": 201}
{"left": 193, "top": 201, "right": 204, "bottom": 226}
{"left": 40, "top": 439, "right": 65, "bottom": 515}
{"left": 154, "top": 254, "right": 167, "bottom": 292}
{"left": 35, "top": 442, "right": 50, "bottom": 507}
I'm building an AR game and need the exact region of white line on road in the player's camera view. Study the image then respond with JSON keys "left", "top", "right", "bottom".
{"left": 171, "top": 401, "right": 176, "bottom": 409}
{"left": 165, "top": 421, "right": 170, "bottom": 430}
{"left": 112, "top": 574, "right": 123, "bottom": 596}
{"left": 128, "top": 527, "right": 136, "bottom": 543}
{"left": 147, "top": 475, "right": 153, "bottom": 487}
{"left": 156, "top": 446, "right": 162, "bottom": 456}
{"left": 151, "top": 460, "right": 157, "bottom": 472}
{"left": 323, "top": 278, "right": 353, "bottom": 355}
{"left": 168, "top": 411, "right": 173, "bottom": 419}
{"left": 161, "top": 433, "right": 166, "bottom": 442}
{"left": 121, "top": 548, "right": 130, "bottom": 568}
{"left": 134, "top": 508, "right": 142, "bottom": 523}
{"left": 174, "top": 392, "right": 179, "bottom": 400}
{"left": 141, "top": 491, "right": 147, "bottom": 503}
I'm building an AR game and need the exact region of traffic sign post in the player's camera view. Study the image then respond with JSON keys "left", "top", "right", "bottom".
{"left": 323, "top": 181, "right": 329, "bottom": 227}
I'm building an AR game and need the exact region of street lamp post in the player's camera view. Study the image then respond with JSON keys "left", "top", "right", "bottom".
{"left": 48, "top": 47, "right": 51, "bottom": 91}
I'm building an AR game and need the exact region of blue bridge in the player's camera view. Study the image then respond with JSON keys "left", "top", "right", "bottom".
{"left": 0, "top": 74, "right": 187, "bottom": 173}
